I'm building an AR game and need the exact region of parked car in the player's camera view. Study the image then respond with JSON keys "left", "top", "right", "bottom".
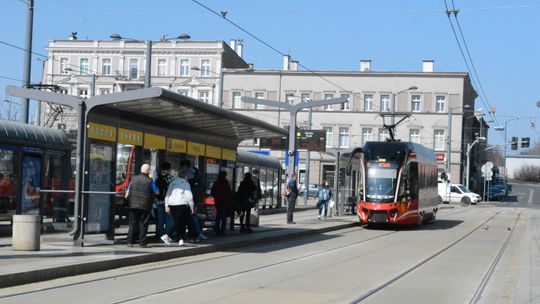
{"left": 438, "top": 182, "right": 481, "bottom": 205}
{"left": 299, "top": 183, "right": 319, "bottom": 198}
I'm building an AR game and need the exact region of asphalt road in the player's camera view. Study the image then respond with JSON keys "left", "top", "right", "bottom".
{"left": 1, "top": 182, "right": 539, "bottom": 304}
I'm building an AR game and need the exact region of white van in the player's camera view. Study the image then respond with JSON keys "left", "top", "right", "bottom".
{"left": 438, "top": 181, "right": 481, "bottom": 205}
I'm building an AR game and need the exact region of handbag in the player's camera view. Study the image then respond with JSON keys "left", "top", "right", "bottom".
{"left": 316, "top": 200, "right": 322, "bottom": 208}
{"left": 328, "top": 199, "right": 336, "bottom": 209}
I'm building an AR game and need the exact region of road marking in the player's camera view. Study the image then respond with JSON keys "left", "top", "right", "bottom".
{"left": 528, "top": 189, "right": 533, "bottom": 207}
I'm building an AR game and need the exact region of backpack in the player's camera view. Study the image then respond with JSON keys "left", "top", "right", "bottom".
{"left": 155, "top": 174, "right": 170, "bottom": 201}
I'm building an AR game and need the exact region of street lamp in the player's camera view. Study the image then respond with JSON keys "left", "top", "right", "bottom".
{"left": 110, "top": 33, "right": 191, "bottom": 88}
{"left": 391, "top": 86, "right": 417, "bottom": 124}
{"left": 447, "top": 104, "right": 471, "bottom": 181}
{"left": 466, "top": 136, "right": 486, "bottom": 189}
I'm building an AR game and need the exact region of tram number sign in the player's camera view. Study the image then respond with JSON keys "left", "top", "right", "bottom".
{"left": 260, "top": 136, "right": 288, "bottom": 150}
{"left": 296, "top": 130, "right": 326, "bottom": 151}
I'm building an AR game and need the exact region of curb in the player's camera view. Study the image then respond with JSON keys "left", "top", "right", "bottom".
{"left": 0, "top": 221, "right": 357, "bottom": 288}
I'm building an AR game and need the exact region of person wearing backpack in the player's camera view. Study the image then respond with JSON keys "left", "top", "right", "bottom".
{"left": 155, "top": 161, "right": 175, "bottom": 238}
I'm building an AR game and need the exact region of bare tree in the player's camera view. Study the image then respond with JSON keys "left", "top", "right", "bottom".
{"left": 1, "top": 97, "right": 21, "bottom": 121}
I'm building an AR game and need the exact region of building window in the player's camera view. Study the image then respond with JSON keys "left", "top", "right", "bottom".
{"left": 411, "top": 95, "right": 421, "bottom": 112}
{"left": 180, "top": 59, "right": 190, "bottom": 76}
{"left": 341, "top": 94, "right": 350, "bottom": 111}
{"left": 60, "top": 58, "right": 69, "bottom": 74}
{"left": 379, "top": 128, "right": 389, "bottom": 141}
{"left": 129, "top": 59, "right": 138, "bottom": 80}
{"left": 380, "top": 94, "right": 390, "bottom": 112}
{"left": 410, "top": 129, "right": 420, "bottom": 143}
{"left": 80, "top": 58, "right": 89, "bottom": 75}
{"left": 233, "top": 91, "right": 242, "bottom": 108}
{"left": 255, "top": 92, "right": 265, "bottom": 109}
{"left": 436, "top": 95, "right": 446, "bottom": 113}
{"left": 199, "top": 90, "right": 210, "bottom": 103}
{"left": 99, "top": 88, "right": 111, "bottom": 95}
{"left": 434, "top": 129, "right": 445, "bottom": 150}
{"left": 364, "top": 94, "right": 374, "bottom": 111}
{"left": 177, "top": 90, "right": 189, "bottom": 97}
{"left": 301, "top": 93, "right": 311, "bottom": 102}
{"left": 78, "top": 88, "right": 89, "bottom": 98}
{"left": 101, "top": 58, "right": 111, "bottom": 75}
{"left": 339, "top": 127, "right": 350, "bottom": 148}
{"left": 323, "top": 127, "right": 333, "bottom": 148}
{"left": 286, "top": 93, "right": 295, "bottom": 105}
{"left": 157, "top": 59, "right": 167, "bottom": 77}
{"left": 362, "top": 128, "right": 373, "bottom": 145}
{"left": 59, "top": 87, "right": 68, "bottom": 95}
{"left": 324, "top": 94, "right": 334, "bottom": 110}
{"left": 201, "top": 59, "right": 211, "bottom": 76}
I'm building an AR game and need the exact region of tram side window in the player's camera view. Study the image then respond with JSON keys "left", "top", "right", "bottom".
{"left": 409, "top": 163, "right": 419, "bottom": 199}
{"left": 0, "top": 150, "right": 18, "bottom": 220}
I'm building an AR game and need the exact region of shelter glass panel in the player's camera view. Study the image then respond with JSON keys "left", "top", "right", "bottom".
{"left": 0, "top": 150, "right": 18, "bottom": 221}
{"left": 86, "top": 142, "right": 114, "bottom": 234}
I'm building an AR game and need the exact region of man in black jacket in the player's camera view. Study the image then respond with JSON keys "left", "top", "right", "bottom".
{"left": 125, "top": 164, "right": 159, "bottom": 247}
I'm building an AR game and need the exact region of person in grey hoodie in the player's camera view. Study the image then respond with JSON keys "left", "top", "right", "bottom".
{"left": 161, "top": 160, "right": 195, "bottom": 246}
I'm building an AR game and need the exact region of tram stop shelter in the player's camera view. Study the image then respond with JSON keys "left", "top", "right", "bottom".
{"left": 6, "top": 86, "right": 287, "bottom": 246}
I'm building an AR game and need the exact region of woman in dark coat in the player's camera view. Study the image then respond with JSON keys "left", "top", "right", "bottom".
{"left": 237, "top": 172, "right": 256, "bottom": 233}
{"left": 211, "top": 171, "right": 233, "bottom": 236}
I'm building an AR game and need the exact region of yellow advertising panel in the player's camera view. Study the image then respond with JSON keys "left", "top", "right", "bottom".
{"left": 205, "top": 145, "right": 221, "bottom": 159}
{"left": 167, "top": 138, "right": 187, "bottom": 153}
{"left": 118, "top": 128, "right": 143, "bottom": 146}
{"left": 144, "top": 133, "right": 166, "bottom": 150}
{"left": 221, "top": 148, "right": 237, "bottom": 161}
{"left": 87, "top": 122, "right": 116, "bottom": 142}
{"left": 187, "top": 141, "right": 205, "bottom": 156}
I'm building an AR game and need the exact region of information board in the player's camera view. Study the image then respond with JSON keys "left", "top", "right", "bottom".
{"left": 297, "top": 130, "right": 326, "bottom": 151}
{"left": 260, "top": 136, "right": 288, "bottom": 150}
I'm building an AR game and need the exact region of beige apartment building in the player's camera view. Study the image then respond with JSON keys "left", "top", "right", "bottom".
{"left": 40, "top": 35, "right": 248, "bottom": 135}
{"left": 222, "top": 59, "right": 488, "bottom": 189}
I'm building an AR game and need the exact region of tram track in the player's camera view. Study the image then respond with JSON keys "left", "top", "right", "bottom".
{"left": 348, "top": 211, "right": 522, "bottom": 303}
{"left": 0, "top": 226, "right": 396, "bottom": 301}
{"left": 109, "top": 229, "right": 399, "bottom": 304}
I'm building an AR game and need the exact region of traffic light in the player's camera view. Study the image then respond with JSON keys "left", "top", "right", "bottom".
{"left": 511, "top": 137, "right": 518, "bottom": 150}
{"left": 521, "top": 137, "right": 530, "bottom": 148}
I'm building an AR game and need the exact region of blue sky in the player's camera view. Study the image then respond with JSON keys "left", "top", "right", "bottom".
{"left": 1, "top": 0, "right": 539, "bottom": 151}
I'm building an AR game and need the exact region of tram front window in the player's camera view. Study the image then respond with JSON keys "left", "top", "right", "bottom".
{"left": 366, "top": 168, "right": 397, "bottom": 202}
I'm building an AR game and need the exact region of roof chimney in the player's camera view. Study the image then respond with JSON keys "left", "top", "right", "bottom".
{"left": 290, "top": 60, "right": 299, "bottom": 71}
{"left": 422, "top": 60, "right": 434, "bottom": 72}
{"left": 236, "top": 39, "right": 244, "bottom": 58}
{"left": 283, "top": 55, "right": 290, "bottom": 70}
{"left": 230, "top": 39, "right": 236, "bottom": 51}
{"left": 360, "top": 60, "right": 371, "bottom": 72}
{"left": 68, "top": 32, "right": 78, "bottom": 40}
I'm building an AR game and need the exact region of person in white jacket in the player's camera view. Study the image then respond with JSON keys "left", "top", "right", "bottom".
{"left": 161, "top": 160, "right": 195, "bottom": 246}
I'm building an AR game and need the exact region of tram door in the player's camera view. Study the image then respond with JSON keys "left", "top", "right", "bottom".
{"left": 20, "top": 155, "right": 41, "bottom": 215}
{"left": 85, "top": 141, "right": 115, "bottom": 236}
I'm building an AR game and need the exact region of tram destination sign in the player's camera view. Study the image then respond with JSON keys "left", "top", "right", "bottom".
{"left": 260, "top": 136, "right": 288, "bottom": 150}
{"left": 296, "top": 129, "right": 326, "bottom": 151}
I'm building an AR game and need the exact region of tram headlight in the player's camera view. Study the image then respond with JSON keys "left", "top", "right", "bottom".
{"left": 389, "top": 209, "right": 398, "bottom": 217}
